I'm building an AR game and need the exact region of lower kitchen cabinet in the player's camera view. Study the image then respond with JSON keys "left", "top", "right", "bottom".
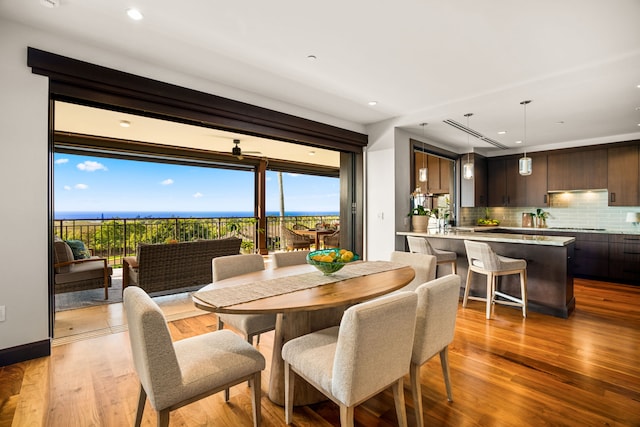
{"left": 609, "top": 234, "right": 640, "bottom": 284}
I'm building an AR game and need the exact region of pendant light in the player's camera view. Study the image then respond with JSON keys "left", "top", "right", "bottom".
{"left": 463, "top": 113, "right": 474, "bottom": 180}
{"left": 418, "top": 123, "right": 428, "bottom": 183}
{"left": 519, "top": 100, "right": 532, "bottom": 176}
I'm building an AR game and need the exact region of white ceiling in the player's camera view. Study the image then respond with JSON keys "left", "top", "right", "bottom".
{"left": 2, "top": 0, "right": 640, "bottom": 155}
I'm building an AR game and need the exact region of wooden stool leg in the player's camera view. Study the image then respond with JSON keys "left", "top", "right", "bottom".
{"left": 520, "top": 269, "right": 527, "bottom": 318}
{"left": 463, "top": 269, "right": 473, "bottom": 308}
{"left": 485, "top": 272, "right": 493, "bottom": 319}
{"left": 451, "top": 260, "right": 457, "bottom": 274}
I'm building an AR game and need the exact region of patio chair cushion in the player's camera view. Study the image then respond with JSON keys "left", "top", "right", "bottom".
{"left": 65, "top": 239, "right": 91, "bottom": 259}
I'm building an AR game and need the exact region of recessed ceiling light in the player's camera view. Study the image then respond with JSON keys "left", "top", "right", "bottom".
{"left": 120, "top": 120, "right": 131, "bottom": 128}
{"left": 368, "top": 101, "right": 377, "bottom": 106}
{"left": 515, "top": 140, "right": 523, "bottom": 144}
{"left": 306, "top": 55, "right": 317, "bottom": 61}
{"left": 127, "top": 8, "right": 144, "bottom": 20}
{"left": 556, "top": 121, "right": 565, "bottom": 125}
{"left": 497, "top": 131, "right": 507, "bottom": 135}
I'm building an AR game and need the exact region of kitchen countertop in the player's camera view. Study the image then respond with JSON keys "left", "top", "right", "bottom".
{"left": 458, "top": 226, "right": 640, "bottom": 235}
{"left": 397, "top": 230, "right": 575, "bottom": 246}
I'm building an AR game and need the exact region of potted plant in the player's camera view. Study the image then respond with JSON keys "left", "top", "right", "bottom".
{"left": 408, "top": 205, "right": 431, "bottom": 232}
{"left": 535, "top": 208, "right": 550, "bottom": 228}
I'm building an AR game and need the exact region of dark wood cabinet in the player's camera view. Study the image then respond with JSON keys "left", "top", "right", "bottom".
{"left": 609, "top": 234, "right": 640, "bottom": 284}
{"left": 460, "top": 153, "right": 487, "bottom": 207}
{"left": 525, "top": 152, "right": 548, "bottom": 207}
{"left": 547, "top": 148, "right": 607, "bottom": 191}
{"left": 414, "top": 152, "right": 451, "bottom": 195}
{"left": 608, "top": 144, "right": 639, "bottom": 206}
{"left": 487, "top": 156, "right": 526, "bottom": 207}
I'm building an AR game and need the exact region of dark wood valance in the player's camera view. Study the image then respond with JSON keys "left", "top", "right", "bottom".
{"left": 28, "top": 47, "right": 368, "bottom": 153}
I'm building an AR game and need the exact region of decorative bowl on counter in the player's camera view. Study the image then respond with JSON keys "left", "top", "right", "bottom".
{"left": 306, "top": 248, "right": 359, "bottom": 275}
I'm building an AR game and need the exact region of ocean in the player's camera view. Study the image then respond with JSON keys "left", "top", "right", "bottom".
{"left": 54, "top": 211, "right": 339, "bottom": 220}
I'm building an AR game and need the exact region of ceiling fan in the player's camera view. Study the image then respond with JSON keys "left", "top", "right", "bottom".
{"left": 232, "top": 139, "right": 262, "bottom": 160}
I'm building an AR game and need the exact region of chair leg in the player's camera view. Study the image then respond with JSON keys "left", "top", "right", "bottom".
{"left": 520, "top": 269, "right": 528, "bottom": 318}
{"left": 339, "top": 404, "right": 355, "bottom": 427}
{"left": 284, "top": 362, "right": 294, "bottom": 425}
{"left": 439, "top": 347, "right": 453, "bottom": 402}
{"left": 410, "top": 363, "right": 424, "bottom": 427}
{"left": 251, "top": 371, "right": 261, "bottom": 427}
{"left": 486, "top": 272, "right": 493, "bottom": 319}
{"left": 451, "top": 260, "right": 457, "bottom": 275}
{"left": 392, "top": 378, "right": 408, "bottom": 427}
{"left": 217, "top": 317, "right": 224, "bottom": 331}
{"left": 463, "top": 269, "right": 472, "bottom": 307}
{"left": 134, "top": 385, "right": 146, "bottom": 427}
{"left": 157, "top": 409, "right": 170, "bottom": 427}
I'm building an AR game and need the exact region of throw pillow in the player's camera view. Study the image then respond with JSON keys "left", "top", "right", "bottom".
{"left": 65, "top": 240, "right": 91, "bottom": 260}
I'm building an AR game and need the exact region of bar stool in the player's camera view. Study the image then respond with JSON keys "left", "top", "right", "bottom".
{"left": 406, "top": 235, "right": 457, "bottom": 275}
{"left": 463, "top": 240, "right": 527, "bottom": 319}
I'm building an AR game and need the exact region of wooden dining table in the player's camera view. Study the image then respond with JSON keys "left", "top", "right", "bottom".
{"left": 192, "top": 261, "right": 415, "bottom": 406}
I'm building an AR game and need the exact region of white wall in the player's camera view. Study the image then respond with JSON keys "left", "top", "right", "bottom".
{"left": 0, "top": 18, "right": 366, "bottom": 354}
{"left": 0, "top": 21, "right": 50, "bottom": 349}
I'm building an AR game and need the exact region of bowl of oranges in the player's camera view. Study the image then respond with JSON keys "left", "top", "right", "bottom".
{"left": 306, "top": 248, "right": 359, "bottom": 275}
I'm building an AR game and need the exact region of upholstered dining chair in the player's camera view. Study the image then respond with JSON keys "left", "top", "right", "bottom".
{"left": 410, "top": 274, "right": 461, "bottom": 427}
{"left": 272, "top": 250, "right": 310, "bottom": 268}
{"left": 406, "top": 235, "right": 458, "bottom": 275}
{"left": 389, "top": 251, "right": 437, "bottom": 292}
{"left": 213, "top": 254, "right": 277, "bottom": 346}
{"left": 282, "top": 292, "right": 418, "bottom": 427}
{"left": 123, "top": 286, "right": 265, "bottom": 427}
{"left": 463, "top": 240, "right": 527, "bottom": 319}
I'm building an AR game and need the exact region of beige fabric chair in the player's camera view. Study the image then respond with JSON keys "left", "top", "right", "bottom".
{"left": 406, "top": 235, "right": 457, "bottom": 275}
{"left": 281, "top": 227, "right": 312, "bottom": 251}
{"left": 410, "top": 275, "right": 461, "bottom": 427}
{"left": 123, "top": 286, "right": 265, "bottom": 427}
{"left": 463, "top": 240, "right": 527, "bottom": 319}
{"left": 272, "top": 250, "right": 310, "bottom": 268}
{"left": 389, "top": 251, "right": 437, "bottom": 292}
{"left": 282, "top": 292, "right": 418, "bottom": 427}
{"left": 213, "top": 254, "right": 276, "bottom": 345}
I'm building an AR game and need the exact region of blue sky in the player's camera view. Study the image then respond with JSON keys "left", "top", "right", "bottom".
{"left": 54, "top": 153, "right": 339, "bottom": 213}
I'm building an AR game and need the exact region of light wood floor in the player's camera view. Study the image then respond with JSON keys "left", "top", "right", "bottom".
{"left": 2, "top": 278, "right": 639, "bottom": 426}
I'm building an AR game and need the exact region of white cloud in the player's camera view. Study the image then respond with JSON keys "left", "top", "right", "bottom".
{"left": 55, "top": 158, "right": 69, "bottom": 164}
{"left": 193, "top": 192, "right": 203, "bottom": 198}
{"left": 75, "top": 183, "right": 89, "bottom": 190}
{"left": 77, "top": 161, "right": 107, "bottom": 172}
{"left": 161, "top": 178, "right": 174, "bottom": 185}
{"left": 63, "top": 185, "right": 71, "bottom": 191}
{"left": 286, "top": 173, "right": 300, "bottom": 177}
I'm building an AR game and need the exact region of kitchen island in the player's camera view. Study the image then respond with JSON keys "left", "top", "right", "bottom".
{"left": 397, "top": 229, "right": 576, "bottom": 318}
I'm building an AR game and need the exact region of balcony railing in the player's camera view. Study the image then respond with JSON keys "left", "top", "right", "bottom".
{"left": 54, "top": 215, "right": 338, "bottom": 265}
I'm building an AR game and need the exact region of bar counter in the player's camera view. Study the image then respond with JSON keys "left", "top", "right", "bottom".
{"left": 397, "top": 229, "right": 576, "bottom": 318}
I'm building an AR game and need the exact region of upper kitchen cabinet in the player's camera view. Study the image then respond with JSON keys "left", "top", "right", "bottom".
{"left": 487, "top": 155, "right": 526, "bottom": 207}
{"left": 414, "top": 151, "right": 452, "bottom": 194}
{"left": 525, "top": 152, "right": 548, "bottom": 207}
{"left": 547, "top": 148, "right": 607, "bottom": 191}
{"left": 607, "top": 143, "right": 639, "bottom": 206}
{"left": 460, "top": 153, "right": 487, "bottom": 207}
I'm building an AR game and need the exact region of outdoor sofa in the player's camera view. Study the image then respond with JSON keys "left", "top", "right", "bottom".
{"left": 122, "top": 237, "right": 242, "bottom": 294}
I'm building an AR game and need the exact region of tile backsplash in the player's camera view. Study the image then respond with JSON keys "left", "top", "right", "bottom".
{"left": 459, "top": 191, "right": 640, "bottom": 232}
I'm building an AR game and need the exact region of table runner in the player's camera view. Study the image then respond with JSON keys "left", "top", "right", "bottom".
{"left": 193, "top": 260, "right": 408, "bottom": 309}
